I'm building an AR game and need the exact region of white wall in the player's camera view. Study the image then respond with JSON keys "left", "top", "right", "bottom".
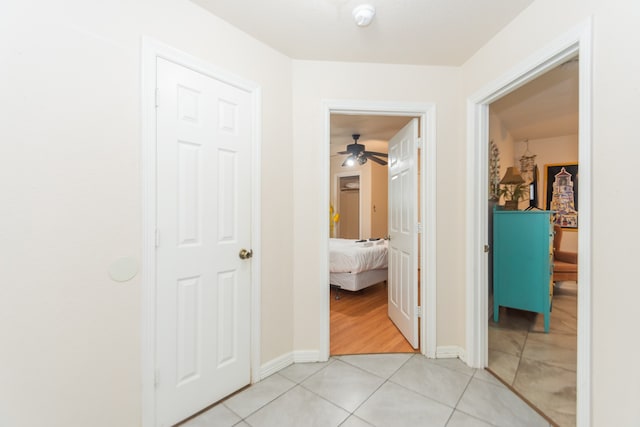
{"left": 0, "top": 1, "right": 293, "bottom": 426}
{"left": 462, "top": 0, "right": 640, "bottom": 424}
{"left": 292, "top": 60, "right": 463, "bottom": 354}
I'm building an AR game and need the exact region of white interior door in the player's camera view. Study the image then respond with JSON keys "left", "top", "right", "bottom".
{"left": 155, "top": 58, "right": 252, "bottom": 426}
{"left": 388, "top": 118, "right": 419, "bottom": 349}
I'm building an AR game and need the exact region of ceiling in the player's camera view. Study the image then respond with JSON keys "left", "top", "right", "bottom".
{"left": 191, "top": 0, "right": 576, "bottom": 145}
{"left": 192, "top": 0, "right": 534, "bottom": 66}
{"left": 490, "top": 58, "right": 579, "bottom": 141}
{"left": 330, "top": 114, "right": 413, "bottom": 155}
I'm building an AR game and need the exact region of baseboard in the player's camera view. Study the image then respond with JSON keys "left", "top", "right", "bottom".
{"left": 259, "top": 352, "right": 294, "bottom": 380}
{"left": 259, "top": 350, "right": 322, "bottom": 380}
{"left": 436, "top": 345, "right": 466, "bottom": 361}
{"left": 293, "top": 350, "right": 321, "bottom": 363}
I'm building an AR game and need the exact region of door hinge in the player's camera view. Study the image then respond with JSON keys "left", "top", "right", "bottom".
{"left": 417, "top": 222, "right": 423, "bottom": 234}
{"left": 155, "top": 88, "right": 160, "bottom": 108}
{"left": 154, "top": 368, "right": 160, "bottom": 388}
{"left": 415, "top": 138, "right": 423, "bottom": 150}
{"left": 155, "top": 229, "right": 160, "bottom": 248}
{"left": 415, "top": 306, "right": 422, "bottom": 318}
{"left": 484, "top": 244, "right": 490, "bottom": 253}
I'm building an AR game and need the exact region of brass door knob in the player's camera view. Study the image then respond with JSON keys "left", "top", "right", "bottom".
{"left": 239, "top": 249, "right": 253, "bottom": 260}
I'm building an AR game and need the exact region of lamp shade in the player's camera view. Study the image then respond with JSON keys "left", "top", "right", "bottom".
{"left": 499, "top": 167, "right": 525, "bottom": 185}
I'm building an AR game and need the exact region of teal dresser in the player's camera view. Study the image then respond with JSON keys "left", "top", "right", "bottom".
{"left": 493, "top": 208, "right": 554, "bottom": 332}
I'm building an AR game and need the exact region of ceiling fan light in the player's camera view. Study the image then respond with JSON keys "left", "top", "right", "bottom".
{"left": 345, "top": 157, "right": 355, "bottom": 167}
{"left": 358, "top": 156, "right": 367, "bottom": 165}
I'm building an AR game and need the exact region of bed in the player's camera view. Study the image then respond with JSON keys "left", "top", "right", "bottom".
{"left": 329, "top": 238, "right": 388, "bottom": 292}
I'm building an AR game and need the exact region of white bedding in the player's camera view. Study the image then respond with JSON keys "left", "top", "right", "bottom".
{"left": 329, "top": 238, "right": 388, "bottom": 273}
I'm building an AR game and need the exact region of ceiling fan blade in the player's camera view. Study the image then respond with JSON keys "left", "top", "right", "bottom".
{"left": 367, "top": 155, "right": 388, "bottom": 166}
{"left": 337, "top": 150, "right": 350, "bottom": 155}
{"left": 363, "top": 151, "right": 388, "bottom": 157}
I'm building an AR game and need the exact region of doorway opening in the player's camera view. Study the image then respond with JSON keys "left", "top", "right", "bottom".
{"left": 465, "top": 21, "right": 592, "bottom": 427}
{"left": 320, "top": 101, "right": 437, "bottom": 361}
{"left": 487, "top": 56, "right": 579, "bottom": 426}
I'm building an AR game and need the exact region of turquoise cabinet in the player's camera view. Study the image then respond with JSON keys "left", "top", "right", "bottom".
{"left": 493, "top": 208, "right": 554, "bottom": 332}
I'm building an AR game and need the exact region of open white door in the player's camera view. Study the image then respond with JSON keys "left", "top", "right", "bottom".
{"left": 388, "top": 118, "right": 419, "bottom": 349}
{"left": 155, "top": 58, "right": 252, "bottom": 426}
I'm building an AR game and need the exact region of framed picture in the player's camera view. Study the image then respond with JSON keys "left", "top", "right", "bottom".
{"left": 545, "top": 163, "right": 578, "bottom": 229}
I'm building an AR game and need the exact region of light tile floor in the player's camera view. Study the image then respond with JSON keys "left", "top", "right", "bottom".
{"left": 182, "top": 353, "right": 550, "bottom": 427}
{"left": 489, "top": 281, "right": 577, "bottom": 426}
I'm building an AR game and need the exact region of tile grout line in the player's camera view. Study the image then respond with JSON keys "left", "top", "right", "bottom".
{"left": 336, "top": 354, "right": 418, "bottom": 421}
{"left": 222, "top": 372, "right": 300, "bottom": 422}
{"left": 442, "top": 368, "right": 479, "bottom": 426}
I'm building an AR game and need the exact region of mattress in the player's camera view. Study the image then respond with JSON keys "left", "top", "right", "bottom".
{"left": 329, "top": 238, "right": 388, "bottom": 273}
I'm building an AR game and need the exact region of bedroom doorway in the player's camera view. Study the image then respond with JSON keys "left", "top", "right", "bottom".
{"left": 326, "top": 107, "right": 435, "bottom": 357}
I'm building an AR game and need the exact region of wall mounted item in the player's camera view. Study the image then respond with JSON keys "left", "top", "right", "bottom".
{"left": 489, "top": 140, "right": 500, "bottom": 199}
{"left": 545, "top": 163, "right": 578, "bottom": 229}
{"left": 519, "top": 139, "right": 538, "bottom": 208}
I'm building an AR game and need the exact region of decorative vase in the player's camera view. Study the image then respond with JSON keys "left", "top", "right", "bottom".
{"left": 504, "top": 200, "right": 519, "bottom": 210}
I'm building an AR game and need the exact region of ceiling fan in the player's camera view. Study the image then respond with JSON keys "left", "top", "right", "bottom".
{"left": 338, "top": 134, "right": 388, "bottom": 167}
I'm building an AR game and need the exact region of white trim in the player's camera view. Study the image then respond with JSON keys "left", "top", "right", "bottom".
{"left": 465, "top": 20, "right": 592, "bottom": 427}
{"left": 258, "top": 350, "right": 322, "bottom": 380}
{"left": 436, "top": 346, "right": 466, "bottom": 360}
{"left": 140, "top": 36, "right": 262, "bottom": 427}
{"left": 293, "top": 350, "right": 322, "bottom": 363}
{"left": 260, "top": 352, "right": 294, "bottom": 380}
{"left": 321, "top": 100, "right": 437, "bottom": 360}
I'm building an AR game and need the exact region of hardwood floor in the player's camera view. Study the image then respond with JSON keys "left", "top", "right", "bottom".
{"left": 330, "top": 281, "right": 418, "bottom": 355}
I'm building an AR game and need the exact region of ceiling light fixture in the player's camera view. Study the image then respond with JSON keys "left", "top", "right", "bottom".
{"left": 352, "top": 4, "right": 376, "bottom": 27}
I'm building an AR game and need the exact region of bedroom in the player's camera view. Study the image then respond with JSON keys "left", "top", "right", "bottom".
{"left": 328, "top": 113, "right": 421, "bottom": 355}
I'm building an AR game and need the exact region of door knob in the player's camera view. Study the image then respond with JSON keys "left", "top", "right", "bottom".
{"left": 239, "top": 249, "right": 253, "bottom": 260}
{"left": 385, "top": 235, "right": 391, "bottom": 241}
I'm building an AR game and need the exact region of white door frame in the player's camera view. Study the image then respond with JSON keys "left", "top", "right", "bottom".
{"left": 465, "top": 20, "right": 592, "bottom": 426}
{"left": 321, "top": 100, "right": 437, "bottom": 359}
{"left": 140, "top": 37, "right": 262, "bottom": 427}
{"left": 333, "top": 171, "right": 362, "bottom": 238}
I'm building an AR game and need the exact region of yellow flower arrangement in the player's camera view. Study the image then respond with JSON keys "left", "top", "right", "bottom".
{"left": 329, "top": 204, "right": 340, "bottom": 237}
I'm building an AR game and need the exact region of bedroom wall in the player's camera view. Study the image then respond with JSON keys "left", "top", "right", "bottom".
{"left": 292, "top": 60, "right": 463, "bottom": 355}
{"left": 329, "top": 156, "right": 371, "bottom": 239}
{"left": 461, "top": 0, "right": 640, "bottom": 423}
{"left": 0, "top": 1, "right": 293, "bottom": 426}
{"left": 329, "top": 139, "right": 389, "bottom": 240}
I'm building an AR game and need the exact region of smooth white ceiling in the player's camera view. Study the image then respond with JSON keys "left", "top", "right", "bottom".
{"left": 329, "top": 114, "right": 413, "bottom": 155}
{"left": 491, "top": 58, "right": 579, "bottom": 141}
{"left": 192, "top": 0, "right": 534, "bottom": 65}
{"left": 191, "top": 0, "right": 575, "bottom": 144}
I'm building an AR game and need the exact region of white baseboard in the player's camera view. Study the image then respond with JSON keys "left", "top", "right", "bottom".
{"left": 259, "top": 350, "right": 322, "bottom": 380}
{"left": 259, "top": 352, "right": 293, "bottom": 380}
{"left": 293, "top": 350, "right": 321, "bottom": 363}
{"left": 436, "top": 346, "right": 466, "bottom": 361}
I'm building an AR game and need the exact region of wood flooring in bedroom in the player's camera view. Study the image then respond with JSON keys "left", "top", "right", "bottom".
{"left": 330, "top": 281, "right": 418, "bottom": 355}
